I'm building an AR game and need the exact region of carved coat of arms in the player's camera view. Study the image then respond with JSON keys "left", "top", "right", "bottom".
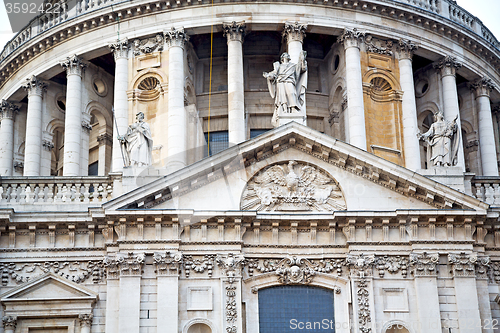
{"left": 241, "top": 161, "right": 346, "bottom": 211}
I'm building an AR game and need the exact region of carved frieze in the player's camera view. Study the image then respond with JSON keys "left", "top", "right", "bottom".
{"left": 448, "top": 252, "right": 476, "bottom": 277}
{"left": 216, "top": 253, "right": 245, "bottom": 280}
{"left": 153, "top": 251, "right": 182, "bottom": 276}
{"left": 133, "top": 34, "right": 164, "bottom": 56}
{"left": 183, "top": 255, "right": 215, "bottom": 277}
{"left": 241, "top": 160, "right": 346, "bottom": 211}
{"left": 410, "top": 252, "right": 439, "bottom": 276}
{"left": 346, "top": 254, "right": 376, "bottom": 278}
{"left": 364, "top": 35, "right": 393, "bottom": 56}
{"left": 375, "top": 255, "right": 409, "bottom": 278}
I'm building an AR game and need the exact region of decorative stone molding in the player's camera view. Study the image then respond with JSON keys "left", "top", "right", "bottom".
{"left": 240, "top": 160, "right": 347, "bottom": 211}
{"left": 475, "top": 256, "right": 490, "bottom": 279}
{"left": 375, "top": 255, "right": 409, "bottom": 278}
{"left": 364, "top": 35, "right": 393, "bottom": 56}
{"left": 22, "top": 75, "right": 47, "bottom": 96}
{"left": 328, "top": 111, "right": 339, "bottom": 124}
{"left": 104, "top": 253, "right": 145, "bottom": 278}
{"left": 42, "top": 140, "right": 54, "bottom": 150}
{"left": 433, "top": 55, "right": 462, "bottom": 77}
{"left": 0, "top": 261, "right": 105, "bottom": 285}
{"left": 2, "top": 316, "right": 17, "bottom": 330}
{"left": 60, "top": 55, "right": 87, "bottom": 76}
{"left": 183, "top": 255, "right": 215, "bottom": 277}
{"left": 132, "top": 35, "right": 163, "bottom": 56}
{"left": 346, "top": 254, "right": 375, "bottom": 278}
{"left": 97, "top": 133, "right": 112, "bottom": 145}
{"left": 216, "top": 253, "right": 245, "bottom": 279}
{"left": 13, "top": 161, "right": 24, "bottom": 171}
{"left": 164, "top": 27, "right": 189, "bottom": 48}
{"left": 356, "top": 279, "right": 372, "bottom": 333}
{"left": 338, "top": 28, "right": 365, "bottom": 49}
{"left": 108, "top": 38, "right": 129, "bottom": 60}
{"left": 448, "top": 252, "right": 477, "bottom": 277}
{"left": 465, "top": 139, "right": 479, "bottom": 152}
{"left": 410, "top": 252, "right": 439, "bottom": 276}
{"left": 153, "top": 251, "right": 182, "bottom": 276}
{"left": 0, "top": 100, "right": 19, "bottom": 120}
{"left": 471, "top": 76, "right": 495, "bottom": 98}
{"left": 283, "top": 22, "right": 307, "bottom": 44}
{"left": 489, "top": 262, "right": 500, "bottom": 284}
{"left": 222, "top": 21, "right": 246, "bottom": 43}
{"left": 397, "top": 39, "right": 418, "bottom": 60}
{"left": 81, "top": 121, "right": 92, "bottom": 132}
{"left": 341, "top": 96, "right": 348, "bottom": 111}
{"left": 79, "top": 313, "right": 93, "bottom": 327}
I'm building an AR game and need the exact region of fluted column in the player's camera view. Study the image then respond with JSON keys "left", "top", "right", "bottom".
{"left": 22, "top": 75, "right": 46, "bottom": 176}
{"left": 79, "top": 314, "right": 93, "bottom": 333}
{"left": 223, "top": 21, "right": 246, "bottom": 145}
{"left": 471, "top": 77, "right": 499, "bottom": 176}
{"left": 338, "top": 28, "right": 366, "bottom": 150}
{"left": 433, "top": 56, "right": 465, "bottom": 170}
{"left": 2, "top": 316, "right": 17, "bottom": 333}
{"left": 165, "top": 27, "right": 188, "bottom": 172}
{"left": 283, "top": 22, "right": 307, "bottom": 65}
{"left": 0, "top": 100, "right": 19, "bottom": 175}
{"left": 109, "top": 39, "right": 129, "bottom": 173}
{"left": 60, "top": 55, "right": 86, "bottom": 176}
{"left": 397, "top": 40, "right": 421, "bottom": 170}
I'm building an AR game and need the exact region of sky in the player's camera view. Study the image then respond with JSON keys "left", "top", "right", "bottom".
{"left": 0, "top": 0, "right": 498, "bottom": 51}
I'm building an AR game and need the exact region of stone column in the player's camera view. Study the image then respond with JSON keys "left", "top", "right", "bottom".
{"left": 223, "top": 21, "right": 246, "bottom": 145}
{"left": 471, "top": 77, "right": 499, "bottom": 176}
{"left": 433, "top": 56, "right": 465, "bottom": 170}
{"left": 97, "top": 133, "right": 112, "bottom": 175}
{"left": 60, "top": 55, "right": 86, "bottom": 176}
{"left": 448, "top": 253, "right": 482, "bottom": 333}
{"left": 109, "top": 39, "right": 129, "bottom": 173}
{"left": 118, "top": 253, "right": 144, "bottom": 333}
{"left": 410, "top": 252, "right": 442, "bottom": 333}
{"left": 0, "top": 100, "right": 19, "bottom": 176}
{"left": 283, "top": 22, "right": 307, "bottom": 66}
{"left": 165, "top": 27, "right": 188, "bottom": 172}
{"left": 79, "top": 314, "right": 93, "bottom": 333}
{"left": 22, "top": 75, "right": 46, "bottom": 176}
{"left": 475, "top": 257, "right": 494, "bottom": 333}
{"left": 338, "top": 28, "right": 367, "bottom": 150}
{"left": 154, "top": 252, "right": 182, "bottom": 333}
{"left": 397, "top": 40, "right": 421, "bottom": 171}
{"left": 2, "top": 316, "right": 17, "bottom": 333}
{"left": 104, "top": 256, "right": 120, "bottom": 333}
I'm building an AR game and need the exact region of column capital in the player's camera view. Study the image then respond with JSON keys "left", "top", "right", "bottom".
{"left": 97, "top": 133, "right": 113, "bottom": 146}
{"left": 22, "top": 75, "right": 47, "bottom": 97}
{"left": 222, "top": 21, "right": 246, "bottom": 43}
{"left": 109, "top": 38, "right": 129, "bottom": 60}
{"left": 153, "top": 251, "right": 183, "bottom": 276}
{"left": 0, "top": 100, "right": 19, "bottom": 120}
{"left": 397, "top": 39, "right": 418, "bottom": 60}
{"left": 164, "top": 27, "right": 189, "bottom": 49}
{"left": 79, "top": 313, "right": 93, "bottom": 327}
{"left": 283, "top": 21, "right": 307, "bottom": 44}
{"left": 448, "top": 252, "right": 476, "bottom": 277}
{"left": 2, "top": 316, "right": 17, "bottom": 330}
{"left": 471, "top": 76, "right": 495, "bottom": 98}
{"left": 338, "top": 28, "right": 365, "bottom": 49}
{"left": 433, "top": 55, "right": 462, "bottom": 77}
{"left": 60, "top": 55, "right": 87, "bottom": 77}
{"left": 410, "top": 251, "right": 439, "bottom": 276}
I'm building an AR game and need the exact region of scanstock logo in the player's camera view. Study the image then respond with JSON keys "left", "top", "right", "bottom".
{"left": 3, "top": 0, "right": 78, "bottom": 33}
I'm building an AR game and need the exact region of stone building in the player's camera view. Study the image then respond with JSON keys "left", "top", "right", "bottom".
{"left": 0, "top": 0, "right": 500, "bottom": 333}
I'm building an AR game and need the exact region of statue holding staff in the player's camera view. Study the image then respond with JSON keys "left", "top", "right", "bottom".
{"left": 263, "top": 51, "right": 308, "bottom": 127}
{"left": 118, "top": 112, "right": 153, "bottom": 167}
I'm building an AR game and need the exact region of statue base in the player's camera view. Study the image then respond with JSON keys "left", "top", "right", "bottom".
{"left": 416, "top": 167, "right": 473, "bottom": 194}
{"left": 276, "top": 112, "right": 307, "bottom": 127}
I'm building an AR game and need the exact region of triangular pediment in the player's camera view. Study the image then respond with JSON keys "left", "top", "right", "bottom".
{"left": 1, "top": 272, "right": 98, "bottom": 301}
{"left": 103, "top": 122, "right": 488, "bottom": 213}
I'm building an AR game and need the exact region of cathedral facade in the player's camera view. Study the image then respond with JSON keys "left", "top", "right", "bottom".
{"left": 0, "top": 1, "right": 500, "bottom": 333}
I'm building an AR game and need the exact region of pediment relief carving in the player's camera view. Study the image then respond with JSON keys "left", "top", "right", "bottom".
{"left": 241, "top": 160, "right": 346, "bottom": 212}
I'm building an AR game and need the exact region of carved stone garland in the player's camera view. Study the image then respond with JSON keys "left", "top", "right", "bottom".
{"left": 356, "top": 279, "right": 372, "bottom": 333}
{"left": 133, "top": 34, "right": 164, "bottom": 56}
{"left": 241, "top": 160, "right": 347, "bottom": 211}
{"left": 217, "top": 253, "right": 245, "bottom": 333}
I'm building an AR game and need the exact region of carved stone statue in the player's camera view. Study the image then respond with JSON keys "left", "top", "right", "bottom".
{"left": 263, "top": 52, "right": 308, "bottom": 127}
{"left": 418, "top": 112, "right": 459, "bottom": 167}
{"left": 118, "top": 112, "right": 153, "bottom": 167}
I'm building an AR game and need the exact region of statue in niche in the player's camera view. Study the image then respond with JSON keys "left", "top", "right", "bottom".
{"left": 263, "top": 51, "right": 308, "bottom": 127}
{"left": 118, "top": 112, "right": 153, "bottom": 167}
{"left": 417, "top": 111, "right": 459, "bottom": 167}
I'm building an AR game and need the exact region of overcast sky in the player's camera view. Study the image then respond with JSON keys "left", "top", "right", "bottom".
{"left": 0, "top": 0, "right": 498, "bottom": 51}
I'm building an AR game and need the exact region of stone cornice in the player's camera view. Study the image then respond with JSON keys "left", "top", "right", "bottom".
{"left": 0, "top": 0, "right": 499, "bottom": 91}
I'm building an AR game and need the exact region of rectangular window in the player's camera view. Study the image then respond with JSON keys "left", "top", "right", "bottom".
{"left": 204, "top": 131, "right": 229, "bottom": 156}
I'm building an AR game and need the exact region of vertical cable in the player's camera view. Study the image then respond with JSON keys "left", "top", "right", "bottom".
{"left": 207, "top": 0, "right": 214, "bottom": 155}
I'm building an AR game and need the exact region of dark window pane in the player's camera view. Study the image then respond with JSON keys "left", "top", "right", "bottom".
{"left": 88, "top": 161, "right": 98, "bottom": 176}
{"left": 250, "top": 129, "right": 270, "bottom": 139}
{"left": 204, "top": 131, "right": 229, "bottom": 156}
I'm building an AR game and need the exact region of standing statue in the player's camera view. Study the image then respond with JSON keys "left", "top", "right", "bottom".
{"left": 118, "top": 112, "right": 153, "bottom": 167}
{"left": 417, "top": 112, "right": 459, "bottom": 167}
{"left": 263, "top": 52, "right": 308, "bottom": 127}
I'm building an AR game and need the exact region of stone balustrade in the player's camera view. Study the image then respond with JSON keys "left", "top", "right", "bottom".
{"left": 0, "top": 176, "right": 113, "bottom": 205}
{"left": 0, "top": 0, "right": 498, "bottom": 63}
{"left": 472, "top": 177, "right": 500, "bottom": 206}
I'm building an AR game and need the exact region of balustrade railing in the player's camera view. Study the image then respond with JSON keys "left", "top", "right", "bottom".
{"left": 472, "top": 177, "right": 500, "bottom": 206}
{"left": 0, "top": 0, "right": 498, "bottom": 63}
{"left": 0, "top": 176, "right": 113, "bottom": 205}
